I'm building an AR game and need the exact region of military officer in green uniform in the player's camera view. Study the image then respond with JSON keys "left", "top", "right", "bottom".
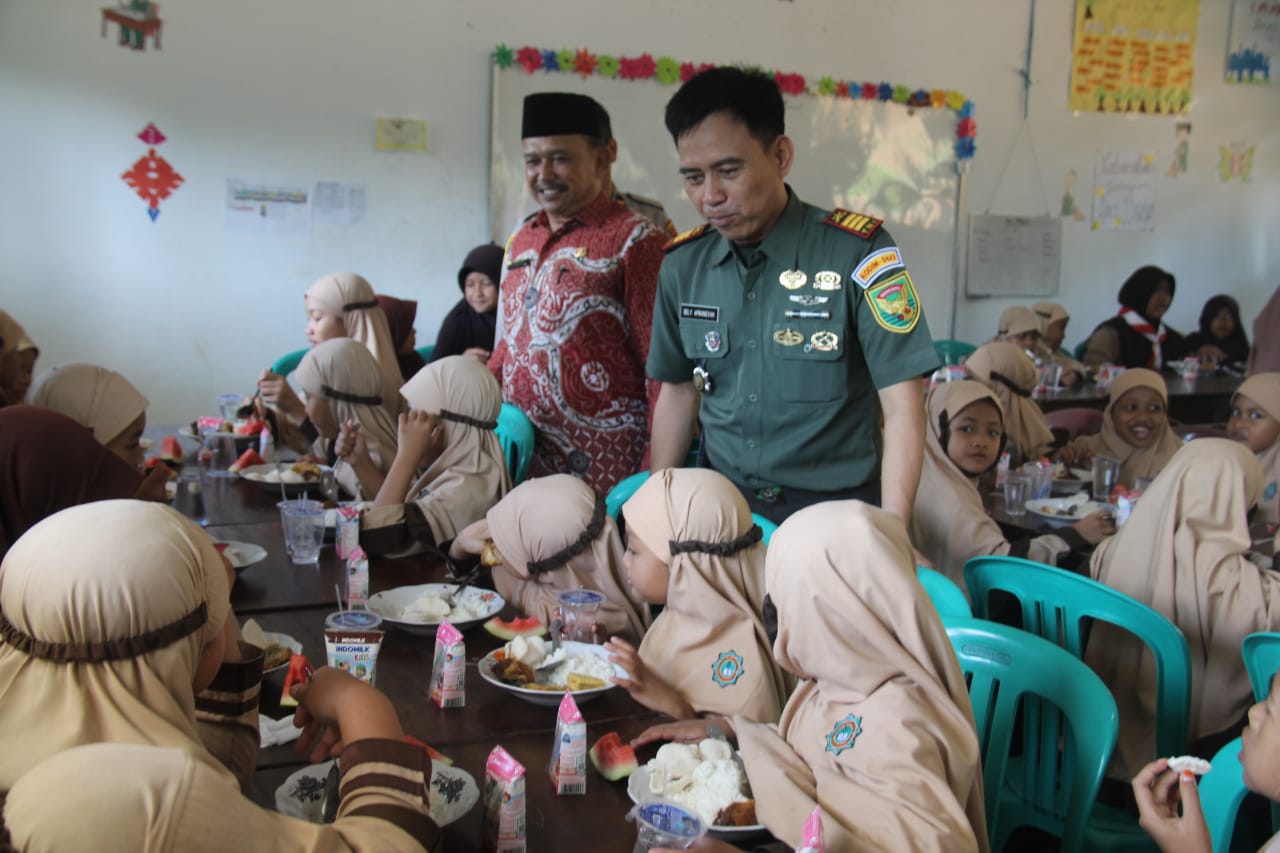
{"left": 647, "top": 67, "right": 939, "bottom": 525}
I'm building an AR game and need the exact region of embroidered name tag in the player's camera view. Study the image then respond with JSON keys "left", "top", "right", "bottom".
{"left": 680, "top": 303, "right": 720, "bottom": 322}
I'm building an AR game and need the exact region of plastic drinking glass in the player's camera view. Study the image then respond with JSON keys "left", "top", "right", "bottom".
{"left": 278, "top": 499, "right": 325, "bottom": 566}
{"left": 173, "top": 471, "right": 207, "bottom": 526}
{"left": 1003, "top": 472, "right": 1030, "bottom": 517}
{"left": 631, "top": 801, "right": 705, "bottom": 853}
{"left": 1092, "top": 456, "right": 1121, "bottom": 502}
{"left": 206, "top": 432, "right": 239, "bottom": 478}
{"left": 558, "top": 589, "right": 606, "bottom": 643}
{"left": 218, "top": 393, "right": 242, "bottom": 422}
{"left": 1179, "top": 360, "right": 1199, "bottom": 383}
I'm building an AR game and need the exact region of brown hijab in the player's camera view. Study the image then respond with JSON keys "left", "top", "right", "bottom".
{"left": 736, "top": 501, "right": 989, "bottom": 852}
{"left": 304, "top": 272, "right": 403, "bottom": 410}
{"left": 1066, "top": 368, "right": 1183, "bottom": 489}
{"left": 1235, "top": 373, "right": 1280, "bottom": 526}
{"left": 1086, "top": 440, "right": 1280, "bottom": 778}
{"left": 965, "top": 341, "right": 1053, "bottom": 462}
{"left": 622, "top": 468, "right": 787, "bottom": 723}
{"left": 485, "top": 474, "right": 649, "bottom": 644}
{"left": 0, "top": 407, "right": 143, "bottom": 560}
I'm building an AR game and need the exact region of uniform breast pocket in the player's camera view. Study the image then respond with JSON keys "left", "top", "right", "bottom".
{"left": 770, "top": 322, "right": 848, "bottom": 403}
{"left": 678, "top": 323, "right": 730, "bottom": 361}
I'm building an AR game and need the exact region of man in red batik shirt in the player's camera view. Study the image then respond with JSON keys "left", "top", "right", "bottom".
{"left": 489, "top": 92, "right": 666, "bottom": 493}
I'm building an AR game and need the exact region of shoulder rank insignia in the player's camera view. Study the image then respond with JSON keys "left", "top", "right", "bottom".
{"left": 824, "top": 208, "right": 883, "bottom": 240}
{"left": 664, "top": 223, "right": 710, "bottom": 252}
{"left": 865, "top": 271, "right": 921, "bottom": 333}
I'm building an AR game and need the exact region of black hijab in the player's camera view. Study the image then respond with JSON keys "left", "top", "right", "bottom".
{"left": 1186, "top": 295, "right": 1250, "bottom": 364}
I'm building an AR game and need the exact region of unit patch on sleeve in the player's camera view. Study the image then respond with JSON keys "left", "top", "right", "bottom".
{"left": 851, "top": 247, "right": 904, "bottom": 288}
{"left": 865, "top": 271, "right": 921, "bottom": 333}
{"left": 664, "top": 223, "right": 709, "bottom": 252}
{"left": 823, "top": 208, "right": 883, "bottom": 239}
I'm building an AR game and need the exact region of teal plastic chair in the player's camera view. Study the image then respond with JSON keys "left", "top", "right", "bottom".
{"left": 1199, "top": 737, "right": 1249, "bottom": 853}
{"left": 945, "top": 617, "right": 1119, "bottom": 853}
{"left": 964, "top": 556, "right": 1192, "bottom": 853}
{"left": 494, "top": 403, "right": 535, "bottom": 485}
{"left": 934, "top": 339, "right": 977, "bottom": 365}
{"left": 270, "top": 347, "right": 308, "bottom": 376}
{"left": 1243, "top": 632, "right": 1280, "bottom": 701}
{"left": 606, "top": 471, "right": 650, "bottom": 518}
{"left": 917, "top": 566, "right": 972, "bottom": 619}
{"left": 752, "top": 513, "right": 777, "bottom": 546}
{"left": 415, "top": 344, "right": 435, "bottom": 363}
{"left": 1073, "top": 340, "right": 1088, "bottom": 362}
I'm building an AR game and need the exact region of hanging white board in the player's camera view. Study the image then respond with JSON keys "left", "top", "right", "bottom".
{"left": 964, "top": 213, "right": 1062, "bottom": 297}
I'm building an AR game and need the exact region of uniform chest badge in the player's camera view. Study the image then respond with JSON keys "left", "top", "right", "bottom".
{"left": 865, "top": 271, "right": 921, "bottom": 333}
{"left": 693, "top": 365, "right": 713, "bottom": 394}
{"left": 808, "top": 330, "right": 839, "bottom": 352}
{"left": 711, "top": 650, "right": 745, "bottom": 688}
{"left": 813, "top": 271, "right": 842, "bottom": 291}
{"left": 824, "top": 713, "right": 863, "bottom": 756}
{"left": 773, "top": 328, "right": 805, "bottom": 346}
{"left": 789, "top": 294, "right": 829, "bottom": 306}
{"left": 704, "top": 330, "right": 723, "bottom": 353}
{"left": 778, "top": 269, "right": 808, "bottom": 290}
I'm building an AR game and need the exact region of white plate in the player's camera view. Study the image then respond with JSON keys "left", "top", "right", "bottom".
{"left": 627, "top": 762, "right": 764, "bottom": 838}
{"left": 216, "top": 540, "right": 268, "bottom": 571}
{"left": 1025, "top": 498, "right": 1115, "bottom": 526}
{"left": 275, "top": 759, "right": 478, "bottom": 826}
{"left": 139, "top": 437, "right": 155, "bottom": 450}
{"left": 1070, "top": 467, "right": 1093, "bottom": 480}
{"left": 478, "top": 641, "right": 623, "bottom": 706}
{"left": 260, "top": 631, "right": 303, "bottom": 674}
{"left": 1050, "top": 478, "right": 1089, "bottom": 496}
{"left": 367, "top": 583, "right": 505, "bottom": 634}
{"left": 324, "top": 502, "right": 372, "bottom": 527}
{"left": 238, "top": 463, "right": 330, "bottom": 491}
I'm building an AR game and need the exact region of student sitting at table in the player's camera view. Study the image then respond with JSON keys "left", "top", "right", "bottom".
{"left": 1086, "top": 440, "right": 1280, "bottom": 785}
{"left": 1184, "top": 294, "right": 1250, "bottom": 367}
{"left": 603, "top": 468, "right": 788, "bottom": 723}
{"left": 1055, "top": 368, "right": 1183, "bottom": 490}
{"left": 911, "top": 382, "right": 1113, "bottom": 591}
{"left": 258, "top": 271, "right": 403, "bottom": 430}
{"left": 993, "top": 305, "right": 1043, "bottom": 352}
{"left": 377, "top": 294, "right": 428, "bottom": 381}
{"left": 1082, "top": 265, "right": 1188, "bottom": 370}
{"left": 635, "top": 501, "right": 990, "bottom": 853}
{"left": 0, "top": 501, "right": 438, "bottom": 852}
{"left": 0, "top": 407, "right": 168, "bottom": 560}
{"left": 964, "top": 341, "right": 1055, "bottom": 465}
{"left": 28, "top": 362, "right": 150, "bottom": 472}
{"left": 448, "top": 474, "right": 650, "bottom": 644}
{"left": 356, "top": 355, "right": 511, "bottom": 557}
{"left": 430, "top": 243, "right": 502, "bottom": 364}
{"left": 1230, "top": 372, "right": 1280, "bottom": 529}
{"left": 291, "top": 337, "right": 399, "bottom": 500}
{"left": 1032, "top": 301, "right": 1086, "bottom": 387}
{"left": 0, "top": 309, "right": 38, "bottom": 405}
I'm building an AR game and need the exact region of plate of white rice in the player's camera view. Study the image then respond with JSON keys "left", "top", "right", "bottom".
{"left": 478, "top": 640, "right": 623, "bottom": 706}
{"left": 367, "top": 583, "right": 505, "bottom": 635}
{"left": 627, "top": 739, "right": 764, "bottom": 837}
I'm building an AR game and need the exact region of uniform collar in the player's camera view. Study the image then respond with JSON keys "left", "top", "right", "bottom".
{"left": 708, "top": 186, "right": 802, "bottom": 268}
{"left": 533, "top": 190, "right": 617, "bottom": 233}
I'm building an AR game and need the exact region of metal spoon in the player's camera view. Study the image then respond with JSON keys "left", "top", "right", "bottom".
{"left": 534, "top": 618, "right": 565, "bottom": 672}
{"left": 319, "top": 761, "right": 340, "bottom": 823}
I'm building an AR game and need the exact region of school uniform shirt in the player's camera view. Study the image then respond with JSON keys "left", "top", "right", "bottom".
{"left": 488, "top": 192, "right": 666, "bottom": 494}
{"left": 647, "top": 188, "right": 939, "bottom": 494}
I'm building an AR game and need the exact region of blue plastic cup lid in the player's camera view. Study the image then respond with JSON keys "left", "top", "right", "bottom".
{"left": 325, "top": 610, "right": 383, "bottom": 630}
{"left": 558, "top": 589, "right": 606, "bottom": 606}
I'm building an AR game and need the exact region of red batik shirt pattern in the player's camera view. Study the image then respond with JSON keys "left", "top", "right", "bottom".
{"left": 489, "top": 193, "right": 665, "bottom": 493}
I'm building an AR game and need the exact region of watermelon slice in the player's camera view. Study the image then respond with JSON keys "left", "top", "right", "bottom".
{"left": 588, "top": 732, "right": 638, "bottom": 781}
{"left": 483, "top": 615, "right": 547, "bottom": 640}
{"left": 235, "top": 417, "right": 267, "bottom": 437}
{"left": 159, "top": 435, "right": 184, "bottom": 462}
{"left": 279, "top": 654, "right": 313, "bottom": 708}
{"left": 229, "top": 448, "right": 266, "bottom": 472}
{"left": 404, "top": 735, "right": 455, "bottom": 766}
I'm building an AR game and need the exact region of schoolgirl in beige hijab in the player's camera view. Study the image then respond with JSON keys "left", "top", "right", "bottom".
{"left": 0, "top": 310, "right": 38, "bottom": 404}
{"left": 1229, "top": 372, "right": 1280, "bottom": 527}
{"left": 28, "top": 362, "right": 149, "bottom": 471}
{"left": 635, "top": 501, "right": 989, "bottom": 852}
{"left": 448, "top": 474, "right": 650, "bottom": 644}
{"left": 603, "top": 468, "right": 787, "bottom": 724}
{"left": 994, "top": 305, "right": 1042, "bottom": 351}
{"left": 1085, "top": 440, "right": 1280, "bottom": 780}
{"left": 1032, "top": 301, "right": 1086, "bottom": 386}
{"left": 293, "top": 338, "right": 399, "bottom": 499}
{"left": 911, "top": 382, "right": 1113, "bottom": 591}
{"left": 1056, "top": 368, "right": 1183, "bottom": 489}
{"left": 359, "top": 356, "right": 511, "bottom": 556}
{"left": 965, "top": 341, "right": 1054, "bottom": 464}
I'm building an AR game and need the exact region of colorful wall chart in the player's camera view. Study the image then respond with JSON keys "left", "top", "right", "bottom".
{"left": 1226, "top": 0, "right": 1277, "bottom": 83}
{"left": 1070, "top": 0, "right": 1200, "bottom": 114}
{"left": 1092, "top": 150, "right": 1158, "bottom": 231}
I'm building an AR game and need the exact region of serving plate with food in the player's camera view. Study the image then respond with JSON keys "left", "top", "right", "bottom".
{"left": 240, "top": 620, "right": 303, "bottom": 673}
{"left": 366, "top": 584, "right": 505, "bottom": 635}
{"left": 1025, "top": 497, "right": 1115, "bottom": 526}
{"left": 238, "top": 461, "right": 328, "bottom": 491}
{"left": 1049, "top": 464, "right": 1091, "bottom": 496}
{"left": 478, "top": 639, "right": 622, "bottom": 706}
{"left": 626, "top": 739, "right": 764, "bottom": 839}
{"left": 275, "top": 759, "right": 478, "bottom": 826}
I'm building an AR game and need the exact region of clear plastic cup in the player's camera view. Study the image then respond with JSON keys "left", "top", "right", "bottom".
{"left": 173, "top": 471, "right": 206, "bottom": 526}
{"left": 205, "top": 432, "right": 239, "bottom": 478}
{"left": 278, "top": 499, "right": 325, "bottom": 566}
{"left": 558, "top": 589, "right": 606, "bottom": 643}
{"left": 1003, "top": 472, "right": 1030, "bottom": 517}
{"left": 1092, "top": 456, "right": 1121, "bottom": 502}
{"left": 218, "top": 393, "right": 242, "bottom": 423}
{"left": 630, "top": 801, "right": 705, "bottom": 853}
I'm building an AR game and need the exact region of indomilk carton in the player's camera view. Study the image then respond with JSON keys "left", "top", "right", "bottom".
{"left": 797, "top": 805, "right": 825, "bottom": 852}
{"left": 429, "top": 620, "right": 465, "bottom": 708}
{"left": 482, "top": 745, "right": 526, "bottom": 853}
{"left": 547, "top": 693, "right": 586, "bottom": 795}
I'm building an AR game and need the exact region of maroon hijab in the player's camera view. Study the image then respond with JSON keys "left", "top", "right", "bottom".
{"left": 0, "top": 406, "right": 143, "bottom": 559}
{"left": 375, "top": 295, "right": 426, "bottom": 381}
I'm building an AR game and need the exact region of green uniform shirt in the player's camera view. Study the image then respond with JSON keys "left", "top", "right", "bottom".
{"left": 648, "top": 190, "right": 939, "bottom": 492}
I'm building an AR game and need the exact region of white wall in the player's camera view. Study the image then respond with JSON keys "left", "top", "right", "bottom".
{"left": 1, "top": 0, "right": 1275, "bottom": 422}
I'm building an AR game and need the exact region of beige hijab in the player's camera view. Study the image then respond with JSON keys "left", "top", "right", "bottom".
{"left": 0, "top": 311, "right": 36, "bottom": 356}
{"left": 486, "top": 475, "right": 649, "bottom": 644}
{"left": 965, "top": 341, "right": 1054, "bottom": 462}
{"left": 1067, "top": 368, "right": 1183, "bottom": 489}
{"left": 305, "top": 272, "right": 403, "bottom": 410}
{"left": 1033, "top": 302, "right": 1069, "bottom": 330}
{"left": 399, "top": 356, "right": 511, "bottom": 544}
{"left": 28, "top": 363, "right": 148, "bottom": 446}
{"left": 736, "top": 501, "right": 988, "bottom": 852}
{"left": 295, "top": 338, "right": 400, "bottom": 498}
{"left": 0, "top": 500, "right": 232, "bottom": 792}
{"left": 911, "top": 381, "right": 1067, "bottom": 590}
{"left": 1235, "top": 373, "right": 1280, "bottom": 526}
{"left": 1086, "top": 439, "right": 1280, "bottom": 778}
{"left": 996, "top": 305, "right": 1041, "bottom": 340}
{"left": 622, "top": 468, "right": 787, "bottom": 723}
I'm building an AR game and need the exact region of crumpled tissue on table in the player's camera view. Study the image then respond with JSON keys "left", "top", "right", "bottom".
{"left": 259, "top": 715, "right": 304, "bottom": 747}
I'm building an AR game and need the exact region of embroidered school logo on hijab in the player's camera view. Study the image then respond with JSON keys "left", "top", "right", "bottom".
{"left": 824, "top": 713, "right": 864, "bottom": 756}
{"left": 711, "top": 650, "right": 744, "bottom": 687}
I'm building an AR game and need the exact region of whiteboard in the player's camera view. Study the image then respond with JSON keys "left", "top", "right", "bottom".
{"left": 964, "top": 214, "right": 1062, "bottom": 297}
{"left": 490, "top": 66, "right": 962, "bottom": 333}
